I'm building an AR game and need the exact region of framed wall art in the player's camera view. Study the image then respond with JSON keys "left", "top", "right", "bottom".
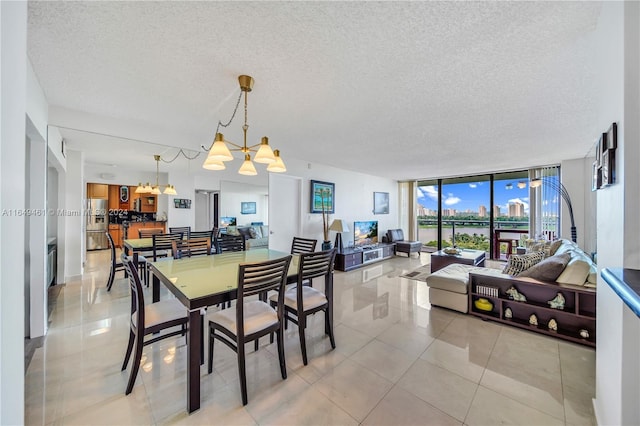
{"left": 240, "top": 201, "right": 256, "bottom": 214}
{"left": 373, "top": 192, "right": 389, "bottom": 214}
{"left": 174, "top": 198, "right": 192, "bottom": 209}
{"left": 310, "top": 180, "right": 335, "bottom": 214}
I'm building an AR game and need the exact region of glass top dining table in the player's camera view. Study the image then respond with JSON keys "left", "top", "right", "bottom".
{"left": 146, "top": 248, "right": 298, "bottom": 414}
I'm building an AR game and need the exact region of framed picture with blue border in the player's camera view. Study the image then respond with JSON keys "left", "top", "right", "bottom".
{"left": 310, "top": 180, "right": 335, "bottom": 214}
{"left": 373, "top": 192, "right": 389, "bottom": 214}
{"left": 241, "top": 201, "right": 256, "bottom": 214}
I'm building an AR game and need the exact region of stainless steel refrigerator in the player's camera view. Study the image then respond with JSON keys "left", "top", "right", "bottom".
{"left": 86, "top": 199, "right": 108, "bottom": 250}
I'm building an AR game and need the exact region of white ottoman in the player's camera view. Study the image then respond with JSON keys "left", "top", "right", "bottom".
{"left": 426, "top": 263, "right": 507, "bottom": 313}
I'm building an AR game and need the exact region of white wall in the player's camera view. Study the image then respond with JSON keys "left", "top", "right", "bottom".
{"left": 593, "top": 2, "right": 640, "bottom": 425}
{"left": 0, "top": 2, "right": 27, "bottom": 423}
{"left": 65, "top": 150, "right": 85, "bottom": 279}
{"left": 279, "top": 158, "right": 398, "bottom": 246}
{"left": 560, "top": 157, "right": 597, "bottom": 254}
{"left": 220, "top": 180, "right": 268, "bottom": 226}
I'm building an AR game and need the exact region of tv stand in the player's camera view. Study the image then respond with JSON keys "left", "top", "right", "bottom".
{"left": 335, "top": 243, "right": 395, "bottom": 271}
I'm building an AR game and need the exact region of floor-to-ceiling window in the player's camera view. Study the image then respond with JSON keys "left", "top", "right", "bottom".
{"left": 417, "top": 168, "right": 555, "bottom": 259}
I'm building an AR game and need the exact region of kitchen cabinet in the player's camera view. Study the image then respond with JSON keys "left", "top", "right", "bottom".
{"left": 140, "top": 195, "right": 157, "bottom": 213}
{"left": 124, "top": 221, "right": 166, "bottom": 239}
{"left": 108, "top": 224, "right": 122, "bottom": 248}
{"left": 87, "top": 183, "right": 108, "bottom": 199}
{"left": 108, "top": 185, "right": 120, "bottom": 211}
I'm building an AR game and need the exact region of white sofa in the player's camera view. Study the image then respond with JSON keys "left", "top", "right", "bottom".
{"left": 426, "top": 239, "right": 597, "bottom": 313}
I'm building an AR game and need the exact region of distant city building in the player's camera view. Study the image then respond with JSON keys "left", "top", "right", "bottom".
{"left": 417, "top": 204, "right": 428, "bottom": 216}
{"left": 479, "top": 205, "right": 487, "bottom": 217}
{"left": 443, "top": 208, "right": 457, "bottom": 217}
{"left": 493, "top": 205, "right": 501, "bottom": 217}
{"left": 508, "top": 202, "right": 525, "bottom": 218}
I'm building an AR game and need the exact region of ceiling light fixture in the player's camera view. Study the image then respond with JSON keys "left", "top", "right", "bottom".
{"left": 135, "top": 155, "right": 177, "bottom": 195}
{"left": 517, "top": 181, "right": 527, "bottom": 189}
{"left": 202, "top": 75, "right": 286, "bottom": 175}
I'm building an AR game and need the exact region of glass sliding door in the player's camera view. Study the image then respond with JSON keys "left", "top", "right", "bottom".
{"left": 493, "top": 171, "right": 530, "bottom": 260}
{"left": 417, "top": 176, "right": 491, "bottom": 254}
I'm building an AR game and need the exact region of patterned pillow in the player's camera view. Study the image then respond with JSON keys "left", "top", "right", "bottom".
{"left": 248, "top": 227, "right": 258, "bottom": 239}
{"left": 517, "top": 252, "right": 571, "bottom": 281}
{"left": 502, "top": 251, "right": 545, "bottom": 276}
{"left": 226, "top": 226, "right": 240, "bottom": 236}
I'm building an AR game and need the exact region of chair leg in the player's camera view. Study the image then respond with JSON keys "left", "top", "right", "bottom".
{"left": 325, "top": 307, "right": 336, "bottom": 349}
{"left": 207, "top": 330, "right": 215, "bottom": 374}
{"left": 238, "top": 344, "right": 248, "bottom": 405}
{"left": 107, "top": 264, "right": 115, "bottom": 291}
{"left": 254, "top": 338, "right": 259, "bottom": 352}
{"left": 276, "top": 328, "right": 287, "bottom": 379}
{"left": 298, "top": 315, "right": 308, "bottom": 366}
{"left": 121, "top": 329, "right": 135, "bottom": 371}
{"left": 125, "top": 332, "right": 144, "bottom": 395}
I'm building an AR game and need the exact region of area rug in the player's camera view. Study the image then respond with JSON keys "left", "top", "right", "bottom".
{"left": 400, "top": 264, "right": 431, "bottom": 282}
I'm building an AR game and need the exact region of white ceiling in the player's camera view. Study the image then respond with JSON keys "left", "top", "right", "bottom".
{"left": 28, "top": 1, "right": 604, "bottom": 180}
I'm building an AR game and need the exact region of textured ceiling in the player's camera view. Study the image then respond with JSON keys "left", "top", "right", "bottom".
{"left": 28, "top": 1, "right": 604, "bottom": 180}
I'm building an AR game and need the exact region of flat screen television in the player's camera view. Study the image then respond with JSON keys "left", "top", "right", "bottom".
{"left": 220, "top": 216, "right": 237, "bottom": 227}
{"left": 354, "top": 220, "right": 378, "bottom": 246}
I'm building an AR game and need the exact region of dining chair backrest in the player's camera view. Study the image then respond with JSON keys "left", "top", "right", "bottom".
{"left": 172, "top": 237, "right": 212, "bottom": 259}
{"left": 297, "top": 248, "right": 337, "bottom": 291}
{"left": 291, "top": 237, "right": 318, "bottom": 254}
{"left": 169, "top": 226, "right": 191, "bottom": 239}
{"left": 216, "top": 234, "right": 246, "bottom": 253}
{"left": 236, "top": 255, "right": 293, "bottom": 332}
{"left": 152, "top": 232, "right": 184, "bottom": 260}
{"left": 138, "top": 228, "right": 164, "bottom": 238}
{"left": 190, "top": 229, "right": 214, "bottom": 244}
{"left": 123, "top": 255, "right": 146, "bottom": 328}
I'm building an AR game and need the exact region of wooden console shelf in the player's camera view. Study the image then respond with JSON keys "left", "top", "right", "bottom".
{"left": 468, "top": 273, "right": 596, "bottom": 347}
{"left": 334, "top": 243, "right": 395, "bottom": 271}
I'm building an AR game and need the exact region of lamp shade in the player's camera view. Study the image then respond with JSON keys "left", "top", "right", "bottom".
{"left": 150, "top": 186, "right": 161, "bottom": 195}
{"left": 253, "top": 137, "right": 276, "bottom": 164}
{"left": 206, "top": 133, "right": 233, "bottom": 162}
{"left": 530, "top": 178, "right": 542, "bottom": 188}
{"left": 163, "top": 185, "right": 177, "bottom": 195}
{"left": 267, "top": 150, "right": 286, "bottom": 173}
{"left": 329, "top": 219, "right": 350, "bottom": 232}
{"left": 203, "top": 157, "right": 226, "bottom": 170}
{"left": 238, "top": 154, "right": 257, "bottom": 176}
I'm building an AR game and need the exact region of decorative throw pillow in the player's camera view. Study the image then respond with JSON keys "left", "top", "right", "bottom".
{"left": 226, "top": 226, "right": 240, "bottom": 236}
{"left": 248, "top": 227, "right": 258, "bottom": 239}
{"left": 517, "top": 252, "right": 571, "bottom": 282}
{"left": 502, "top": 251, "right": 545, "bottom": 276}
{"left": 548, "top": 239, "right": 563, "bottom": 256}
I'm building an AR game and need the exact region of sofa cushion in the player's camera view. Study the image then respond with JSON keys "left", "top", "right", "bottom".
{"left": 248, "top": 227, "right": 258, "bottom": 239}
{"left": 226, "top": 226, "right": 240, "bottom": 236}
{"left": 556, "top": 257, "right": 591, "bottom": 285}
{"left": 426, "top": 263, "right": 507, "bottom": 294}
{"left": 517, "top": 252, "right": 570, "bottom": 282}
{"left": 502, "top": 251, "right": 545, "bottom": 275}
{"left": 387, "top": 229, "right": 405, "bottom": 242}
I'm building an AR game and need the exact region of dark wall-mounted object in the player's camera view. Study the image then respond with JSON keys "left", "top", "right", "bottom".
{"left": 174, "top": 198, "right": 192, "bottom": 209}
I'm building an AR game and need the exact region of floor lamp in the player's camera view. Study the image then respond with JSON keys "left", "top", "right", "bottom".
{"left": 530, "top": 177, "right": 576, "bottom": 243}
{"left": 329, "top": 219, "right": 350, "bottom": 252}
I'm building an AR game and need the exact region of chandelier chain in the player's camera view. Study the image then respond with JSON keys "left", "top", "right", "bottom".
{"left": 203, "top": 91, "right": 244, "bottom": 152}
{"left": 160, "top": 149, "right": 202, "bottom": 163}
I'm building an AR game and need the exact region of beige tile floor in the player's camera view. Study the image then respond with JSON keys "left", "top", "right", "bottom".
{"left": 25, "top": 250, "right": 596, "bottom": 425}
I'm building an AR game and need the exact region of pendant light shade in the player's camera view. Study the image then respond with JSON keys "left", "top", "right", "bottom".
{"left": 206, "top": 133, "right": 234, "bottom": 162}
{"left": 254, "top": 137, "right": 276, "bottom": 164}
{"left": 163, "top": 184, "right": 177, "bottom": 195}
{"left": 238, "top": 154, "right": 257, "bottom": 176}
{"left": 203, "top": 157, "right": 226, "bottom": 170}
{"left": 267, "top": 150, "right": 287, "bottom": 173}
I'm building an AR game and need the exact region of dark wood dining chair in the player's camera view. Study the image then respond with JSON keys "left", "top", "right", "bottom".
{"left": 208, "top": 255, "right": 292, "bottom": 405}
{"left": 121, "top": 256, "right": 188, "bottom": 395}
{"left": 152, "top": 232, "right": 184, "bottom": 260}
{"left": 216, "top": 234, "right": 246, "bottom": 253}
{"left": 171, "top": 237, "right": 212, "bottom": 259}
{"left": 138, "top": 228, "right": 164, "bottom": 238}
{"left": 169, "top": 226, "right": 191, "bottom": 239}
{"left": 106, "top": 231, "right": 147, "bottom": 291}
{"left": 190, "top": 229, "right": 215, "bottom": 248}
{"left": 269, "top": 249, "right": 337, "bottom": 365}
{"left": 291, "top": 237, "right": 318, "bottom": 254}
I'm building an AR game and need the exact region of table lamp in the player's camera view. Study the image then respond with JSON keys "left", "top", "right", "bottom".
{"left": 329, "top": 219, "right": 350, "bottom": 252}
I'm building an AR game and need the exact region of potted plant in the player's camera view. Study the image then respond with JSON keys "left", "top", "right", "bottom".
{"left": 320, "top": 188, "right": 332, "bottom": 250}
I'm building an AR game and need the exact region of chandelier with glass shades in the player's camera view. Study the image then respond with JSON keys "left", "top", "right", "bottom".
{"left": 135, "top": 155, "right": 177, "bottom": 195}
{"left": 202, "top": 75, "right": 286, "bottom": 175}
